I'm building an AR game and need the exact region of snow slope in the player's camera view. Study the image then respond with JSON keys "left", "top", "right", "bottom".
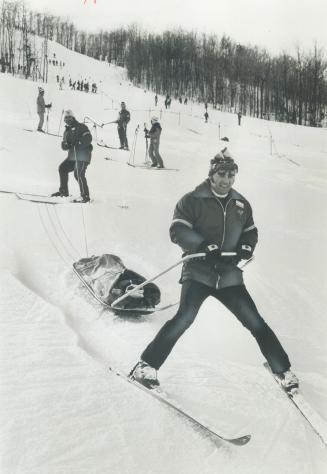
{"left": 0, "top": 38, "right": 327, "bottom": 473}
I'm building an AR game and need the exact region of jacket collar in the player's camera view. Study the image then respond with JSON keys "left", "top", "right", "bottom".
{"left": 192, "top": 179, "right": 244, "bottom": 201}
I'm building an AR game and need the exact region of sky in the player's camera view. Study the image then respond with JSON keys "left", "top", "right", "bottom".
{"left": 26, "top": 0, "right": 327, "bottom": 56}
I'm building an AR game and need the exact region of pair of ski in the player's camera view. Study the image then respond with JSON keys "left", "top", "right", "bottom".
{"left": 24, "top": 129, "right": 61, "bottom": 137}
{"left": 15, "top": 192, "right": 91, "bottom": 205}
{"left": 108, "top": 363, "right": 327, "bottom": 448}
{"left": 1, "top": 189, "right": 61, "bottom": 204}
{"left": 97, "top": 141, "right": 126, "bottom": 150}
{"left": 127, "top": 163, "right": 180, "bottom": 172}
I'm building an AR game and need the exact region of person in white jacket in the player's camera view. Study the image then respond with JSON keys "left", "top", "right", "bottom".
{"left": 36, "top": 87, "right": 51, "bottom": 132}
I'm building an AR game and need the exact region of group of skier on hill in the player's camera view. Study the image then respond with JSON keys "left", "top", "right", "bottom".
{"left": 37, "top": 88, "right": 165, "bottom": 202}
{"left": 36, "top": 86, "right": 299, "bottom": 392}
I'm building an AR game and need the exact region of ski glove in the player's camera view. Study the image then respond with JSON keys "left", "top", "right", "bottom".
{"left": 197, "top": 241, "right": 221, "bottom": 263}
{"left": 237, "top": 244, "right": 253, "bottom": 262}
{"left": 61, "top": 141, "right": 70, "bottom": 150}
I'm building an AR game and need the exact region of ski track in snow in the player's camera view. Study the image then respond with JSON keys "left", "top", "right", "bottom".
{"left": 0, "top": 36, "right": 327, "bottom": 473}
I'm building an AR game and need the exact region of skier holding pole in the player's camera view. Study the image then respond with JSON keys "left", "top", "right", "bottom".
{"left": 130, "top": 148, "right": 299, "bottom": 390}
{"left": 51, "top": 110, "right": 93, "bottom": 203}
{"left": 145, "top": 117, "right": 164, "bottom": 168}
{"left": 116, "top": 101, "right": 130, "bottom": 150}
{"left": 36, "top": 87, "right": 52, "bottom": 132}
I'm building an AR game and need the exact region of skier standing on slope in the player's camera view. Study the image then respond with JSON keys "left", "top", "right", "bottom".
{"left": 36, "top": 87, "right": 51, "bottom": 132}
{"left": 51, "top": 110, "right": 93, "bottom": 203}
{"left": 145, "top": 117, "right": 164, "bottom": 168}
{"left": 131, "top": 148, "right": 299, "bottom": 390}
{"left": 116, "top": 101, "right": 130, "bottom": 150}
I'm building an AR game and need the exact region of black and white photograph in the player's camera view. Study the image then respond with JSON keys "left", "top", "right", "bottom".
{"left": 0, "top": 0, "right": 326, "bottom": 472}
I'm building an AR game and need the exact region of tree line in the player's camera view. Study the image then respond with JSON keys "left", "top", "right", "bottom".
{"left": 1, "top": 0, "right": 326, "bottom": 126}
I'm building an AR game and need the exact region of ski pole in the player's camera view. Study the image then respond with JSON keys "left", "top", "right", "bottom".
{"left": 144, "top": 122, "right": 150, "bottom": 164}
{"left": 128, "top": 124, "right": 139, "bottom": 165}
{"left": 111, "top": 251, "right": 237, "bottom": 308}
{"left": 84, "top": 116, "right": 103, "bottom": 128}
{"left": 58, "top": 109, "right": 64, "bottom": 136}
{"left": 46, "top": 108, "right": 49, "bottom": 133}
{"left": 101, "top": 120, "right": 117, "bottom": 127}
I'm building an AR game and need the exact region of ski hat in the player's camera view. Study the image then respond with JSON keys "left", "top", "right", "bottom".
{"left": 151, "top": 116, "right": 159, "bottom": 123}
{"left": 38, "top": 87, "right": 44, "bottom": 92}
{"left": 208, "top": 147, "right": 238, "bottom": 176}
{"left": 64, "top": 109, "right": 75, "bottom": 119}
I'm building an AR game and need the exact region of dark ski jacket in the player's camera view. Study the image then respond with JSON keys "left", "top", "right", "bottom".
{"left": 169, "top": 179, "right": 258, "bottom": 289}
{"left": 148, "top": 122, "right": 162, "bottom": 143}
{"left": 37, "top": 94, "right": 45, "bottom": 114}
{"left": 61, "top": 119, "right": 93, "bottom": 163}
{"left": 116, "top": 109, "right": 130, "bottom": 128}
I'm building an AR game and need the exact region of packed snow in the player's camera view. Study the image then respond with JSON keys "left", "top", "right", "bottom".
{"left": 0, "top": 38, "right": 327, "bottom": 473}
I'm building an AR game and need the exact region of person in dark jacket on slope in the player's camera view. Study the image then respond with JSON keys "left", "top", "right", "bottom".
{"left": 116, "top": 101, "right": 130, "bottom": 150}
{"left": 51, "top": 110, "right": 93, "bottom": 203}
{"left": 146, "top": 117, "right": 164, "bottom": 168}
{"left": 131, "top": 148, "right": 299, "bottom": 390}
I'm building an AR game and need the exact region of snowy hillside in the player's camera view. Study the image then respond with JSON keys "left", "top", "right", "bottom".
{"left": 0, "top": 37, "right": 327, "bottom": 473}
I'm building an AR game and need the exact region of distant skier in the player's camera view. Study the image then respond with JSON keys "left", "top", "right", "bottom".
{"left": 36, "top": 87, "right": 51, "bottom": 132}
{"left": 130, "top": 148, "right": 299, "bottom": 391}
{"left": 154, "top": 94, "right": 158, "bottom": 106}
{"left": 116, "top": 101, "right": 130, "bottom": 150}
{"left": 51, "top": 110, "right": 93, "bottom": 203}
{"left": 145, "top": 117, "right": 164, "bottom": 168}
{"left": 204, "top": 111, "right": 209, "bottom": 123}
{"left": 237, "top": 111, "right": 242, "bottom": 126}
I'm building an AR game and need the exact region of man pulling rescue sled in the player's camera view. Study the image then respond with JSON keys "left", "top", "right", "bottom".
{"left": 73, "top": 254, "right": 160, "bottom": 315}
{"left": 130, "top": 148, "right": 299, "bottom": 391}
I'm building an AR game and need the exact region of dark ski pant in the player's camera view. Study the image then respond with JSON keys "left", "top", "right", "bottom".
{"left": 59, "top": 159, "right": 90, "bottom": 198}
{"left": 149, "top": 141, "right": 164, "bottom": 167}
{"left": 38, "top": 112, "right": 44, "bottom": 130}
{"left": 141, "top": 280, "right": 291, "bottom": 374}
{"left": 118, "top": 125, "right": 128, "bottom": 148}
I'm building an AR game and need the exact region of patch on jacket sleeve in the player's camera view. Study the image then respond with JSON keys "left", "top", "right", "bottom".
{"left": 235, "top": 200, "right": 244, "bottom": 209}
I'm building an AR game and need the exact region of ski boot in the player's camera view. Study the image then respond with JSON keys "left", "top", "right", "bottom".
{"left": 129, "top": 361, "right": 160, "bottom": 389}
{"left": 280, "top": 370, "right": 299, "bottom": 391}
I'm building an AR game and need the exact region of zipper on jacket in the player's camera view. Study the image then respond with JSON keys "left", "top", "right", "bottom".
{"left": 215, "top": 198, "right": 232, "bottom": 289}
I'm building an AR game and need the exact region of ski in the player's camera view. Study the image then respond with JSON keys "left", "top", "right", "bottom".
{"left": 127, "top": 163, "right": 179, "bottom": 171}
{"left": 108, "top": 366, "right": 251, "bottom": 446}
{"left": 23, "top": 129, "right": 61, "bottom": 137}
{"left": 16, "top": 193, "right": 70, "bottom": 205}
{"left": 0, "top": 189, "right": 49, "bottom": 197}
{"left": 73, "top": 264, "right": 177, "bottom": 315}
{"left": 264, "top": 362, "right": 327, "bottom": 447}
{"left": 15, "top": 193, "right": 92, "bottom": 205}
{"left": 97, "top": 142, "right": 123, "bottom": 150}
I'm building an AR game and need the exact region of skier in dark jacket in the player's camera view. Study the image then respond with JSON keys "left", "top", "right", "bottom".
{"left": 116, "top": 102, "right": 130, "bottom": 150}
{"left": 146, "top": 117, "right": 164, "bottom": 168}
{"left": 131, "top": 148, "right": 299, "bottom": 390}
{"left": 36, "top": 87, "right": 51, "bottom": 132}
{"left": 51, "top": 110, "right": 93, "bottom": 203}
